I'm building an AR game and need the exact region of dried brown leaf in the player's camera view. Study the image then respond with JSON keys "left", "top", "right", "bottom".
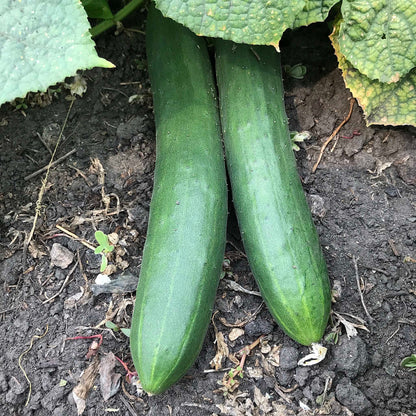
{"left": 72, "top": 357, "right": 99, "bottom": 415}
{"left": 215, "top": 403, "right": 245, "bottom": 416}
{"left": 210, "top": 331, "right": 229, "bottom": 370}
{"left": 72, "top": 392, "right": 86, "bottom": 416}
{"left": 28, "top": 240, "right": 46, "bottom": 259}
{"left": 107, "top": 232, "right": 119, "bottom": 246}
{"left": 298, "top": 343, "right": 327, "bottom": 366}
{"left": 245, "top": 366, "right": 263, "bottom": 379}
{"left": 258, "top": 353, "right": 274, "bottom": 377}
{"left": 99, "top": 352, "right": 121, "bottom": 401}
{"left": 333, "top": 312, "right": 369, "bottom": 338}
{"left": 70, "top": 215, "right": 87, "bottom": 227}
{"left": 267, "top": 345, "right": 281, "bottom": 367}
{"left": 317, "top": 396, "right": 354, "bottom": 415}
{"left": 223, "top": 279, "right": 261, "bottom": 297}
{"left": 271, "top": 403, "right": 296, "bottom": 415}
{"left": 253, "top": 386, "right": 273, "bottom": 413}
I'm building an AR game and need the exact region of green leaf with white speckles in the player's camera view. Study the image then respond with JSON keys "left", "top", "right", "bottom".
{"left": 154, "top": 0, "right": 339, "bottom": 47}
{"left": 339, "top": 0, "right": 416, "bottom": 83}
{"left": 0, "top": 0, "right": 114, "bottom": 106}
{"left": 331, "top": 22, "right": 416, "bottom": 127}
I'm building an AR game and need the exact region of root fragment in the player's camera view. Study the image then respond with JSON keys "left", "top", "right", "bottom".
{"left": 312, "top": 98, "right": 355, "bottom": 173}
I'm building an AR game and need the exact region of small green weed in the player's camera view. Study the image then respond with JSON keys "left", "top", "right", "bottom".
{"left": 94, "top": 230, "right": 114, "bottom": 272}
{"left": 400, "top": 354, "right": 416, "bottom": 371}
{"left": 290, "top": 131, "right": 311, "bottom": 151}
{"left": 284, "top": 63, "right": 307, "bottom": 80}
{"left": 105, "top": 320, "right": 131, "bottom": 337}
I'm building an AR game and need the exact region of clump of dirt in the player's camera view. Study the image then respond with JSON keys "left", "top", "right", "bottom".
{"left": 1, "top": 11, "right": 415, "bottom": 416}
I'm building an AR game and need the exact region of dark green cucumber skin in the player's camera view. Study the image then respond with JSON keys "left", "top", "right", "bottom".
{"left": 129, "top": 7, "right": 227, "bottom": 394}
{"left": 215, "top": 40, "right": 330, "bottom": 346}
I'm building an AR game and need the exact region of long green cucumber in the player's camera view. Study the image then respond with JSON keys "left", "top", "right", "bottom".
{"left": 130, "top": 7, "right": 227, "bottom": 394}
{"left": 215, "top": 40, "right": 330, "bottom": 346}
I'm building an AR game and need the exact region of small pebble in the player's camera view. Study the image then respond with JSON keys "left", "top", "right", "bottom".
{"left": 244, "top": 318, "right": 274, "bottom": 337}
{"left": 0, "top": 372, "right": 8, "bottom": 392}
{"left": 308, "top": 194, "right": 327, "bottom": 218}
{"left": 332, "top": 335, "right": 369, "bottom": 378}
{"left": 371, "top": 351, "right": 383, "bottom": 367}
{"left": 336, "top": 378, "right": 373, "bottom": 415}
{"left": 228, "top": 328, "right": 244, "bottom": 341}
{"left": 310, "top": 376, "right": 324, "bottom": 394}
{"left": 294, "top": 367, "right": 310, "bottom": 387}
{"left": 279, "top": 346, "right": 299, "bottom": 370}
{"left": 276, "top": 368, "right": 292, "bottom": 386}
{"left": 50, "top": 243, "right": 74, "bottom": 269}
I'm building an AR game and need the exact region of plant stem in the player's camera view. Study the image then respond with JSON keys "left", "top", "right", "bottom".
{"left": 90, "top": 0, "right": 145, "bottom": 38}
{"left": 114, "top": 355, "right": 138, "bottom": 382}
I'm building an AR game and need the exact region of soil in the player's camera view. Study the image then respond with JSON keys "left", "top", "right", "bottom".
{"left": 1, "top": 9, "right": 415, "bottom": 416}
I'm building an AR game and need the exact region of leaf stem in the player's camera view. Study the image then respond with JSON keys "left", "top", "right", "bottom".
{"left": 90, "top": 0, "right": 145, "bottom": 38}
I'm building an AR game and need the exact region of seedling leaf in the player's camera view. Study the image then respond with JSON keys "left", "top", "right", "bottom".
{"left": 100, "top": 255, "right": 108, "bottom": 272}
{"left": 95, "top": 230, "right": 108, "bottom": 246}
{"left": 59, "top": 379, "right": 68, "bottom": 387}
{"left": 94, "top": 246, "right": 105, "bottom": 255}
{"left": 284, "top": 63, "right": 307, "bottom": 80}
{"left": 120, "top": 328, "right": 131, "bottom": 337}
{"left": 105, "top": 321, "right": 120, "bottom": 331}
{"left": 400, "top": 354, "right": 416, "bottom": 371}
{"left": 0, "top": 0, "right": 114, "bottom": 106}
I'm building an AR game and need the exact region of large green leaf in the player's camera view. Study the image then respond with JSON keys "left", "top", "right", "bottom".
{"left": 154, "top": 0, "right": 338, "bottom": 47}
{"left": 339, "top": 0, "right": 416, "bottom": 83}
{"left": 293, "top": 0, "right": 338, "bottom": 27}
{"left": 0, "top": 0, "right": 114, "bottom": 106}
{"left": 331, "top": 23, "right": 416, "bottom": 127}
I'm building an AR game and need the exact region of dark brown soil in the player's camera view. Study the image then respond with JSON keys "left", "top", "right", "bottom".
{"left": 1, "top": 10, "right": 415, "bottom": 416}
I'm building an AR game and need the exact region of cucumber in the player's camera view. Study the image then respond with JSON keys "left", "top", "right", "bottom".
{"left": 215, "top": 40, "right": 331, "bottom": 346}
{"left": 129, "top": 7, "right": 227, "bottom": 394}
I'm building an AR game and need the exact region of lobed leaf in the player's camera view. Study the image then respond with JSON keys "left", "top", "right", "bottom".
{"left": 154, "top": 0, "right": 338, "bottom": 48}
{"left": 331, "top": 22, "right": 416, "bottom": 127}
{"left": 293, "top": 0, "right": 338, "bottom": 27}
{"left": 0, "top": 0, "right": 114, "bottom": 106}
{"left": 339, "top": 0, "right": 416, "bottom": 83}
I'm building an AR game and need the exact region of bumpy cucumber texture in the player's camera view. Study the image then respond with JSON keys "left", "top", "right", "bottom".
{"left": 215, "top": 40, "right": 331, "bottom": 346}
{"left": 129, "top": 7, "right": 227, "bottom": 394}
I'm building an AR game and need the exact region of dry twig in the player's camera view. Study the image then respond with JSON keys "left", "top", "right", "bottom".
{"left": 222, "top": 335, "right": 265, "bottom": 392}
{"left": 42, "top": 259, "right": 79, "bottom": 304}
{"left": 24, "top": 149, "right": 76, "bottom": 181}
{"left": 219, "top": 302, "right": 264, "bottom": 328}
{"left": 312, "top": 98, "right": 355, "bottom": 173}
{"left": 18, "top": 325, "right": 49, "bottom": 406}
{"left": 22, "top": 100, "right": 75, "bottom": 266}
{"left": 223, "top": 279, "right": 261, "bottom": 297}
{"left": 352, "top": 256, "right": 374, "bottom": 322}
{"left": 386, "top": 318, "right": 416, "bottom": 343}
{"left": 55, "top": 224, "right": 96, "bottom": 251}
